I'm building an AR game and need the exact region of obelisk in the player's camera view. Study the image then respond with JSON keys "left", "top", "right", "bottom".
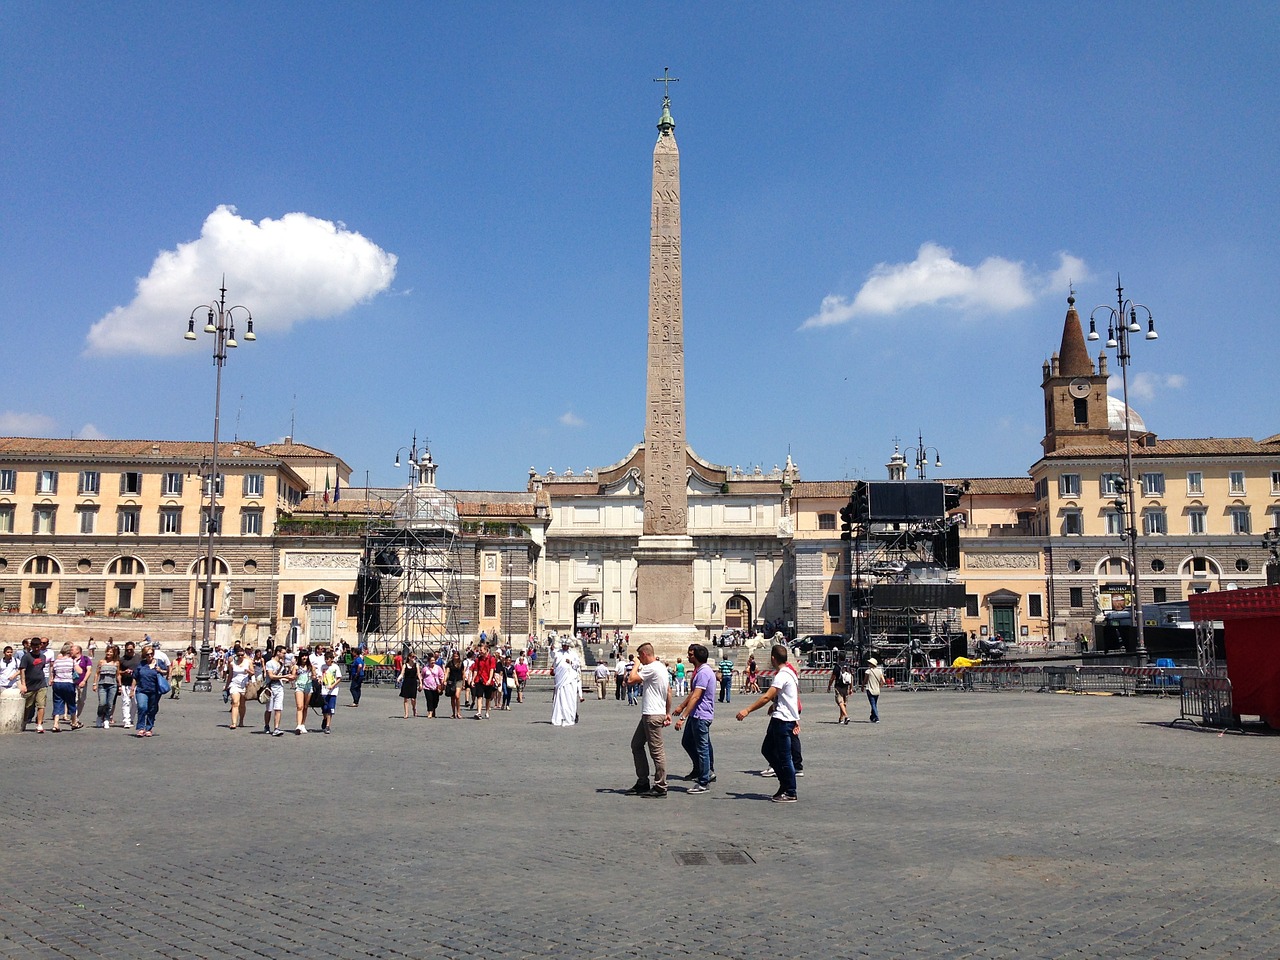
{"left": 633, "top": 77, "right": 699, "bottom": 653}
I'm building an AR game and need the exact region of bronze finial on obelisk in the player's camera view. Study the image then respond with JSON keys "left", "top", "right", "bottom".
{"left": 634, "top": 73, "right": 698, "bottom": 644}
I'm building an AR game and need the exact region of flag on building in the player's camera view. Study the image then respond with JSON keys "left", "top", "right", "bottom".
{"left": 334, "top": 474, "right": 341, "bottom": 502}
{"left": 323, "top": 473, "right": 330, "bottom": 504}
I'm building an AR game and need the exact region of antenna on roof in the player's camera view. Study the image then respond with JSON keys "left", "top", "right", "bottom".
{"left": 234, "top": 394, "right": 244, "bottom": 441}
{"left": 290, "top": 395, "right": 296, "bottom": 440}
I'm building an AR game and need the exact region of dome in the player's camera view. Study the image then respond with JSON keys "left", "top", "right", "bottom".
{"left": 1107, "top": 395, "right": 1146, "bottom": 433}
{"left": 391, "top": 485, "right": 459, "bottom": 533}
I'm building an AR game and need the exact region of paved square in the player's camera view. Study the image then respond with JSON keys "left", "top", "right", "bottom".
{"left": 1, "top": 683, "right": 1276, "bottom": 959}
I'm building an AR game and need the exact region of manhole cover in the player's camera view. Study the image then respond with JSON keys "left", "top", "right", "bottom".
{"left": 673, "top": 849, "right": 754, "bottom": 866}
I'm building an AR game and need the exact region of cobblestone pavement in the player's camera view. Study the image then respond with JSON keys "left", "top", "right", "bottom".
{"left": 2, "top": 684, "right": 1277, "bottom": 959}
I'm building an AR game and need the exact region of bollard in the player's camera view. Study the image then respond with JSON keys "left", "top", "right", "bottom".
{"left": 0, "top": 689, "right": 25, "bottom": 735}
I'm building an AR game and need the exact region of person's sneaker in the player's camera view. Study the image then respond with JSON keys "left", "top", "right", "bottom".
{"left": 770, "top": 792, "right": 798, "bottom": 803}
{"left": 641, "top": 787, "right": 667, "bottom": 799}
{"left": 684, "top": 770, "right": 699, "bottom": 781}
{"left": 626, "top": 780, "right": 650, "bottom": 795}
{"left": 688, "top": 784, "right": 709, "bottom": 794}
{"left": 323, "top": 728, "right": 331, "bottom": 734}
{"left": 708, "top": 771, "right": 717, "bottom": 783}
{"left": 272, "top": 729, "right": 285, "bottom": 737}
{"left": 264, "top": 724, "right": 271, "bottom": 734}
{"left": 760, "top": 767, "right": 776, "bottom": 777}
{"left": 298, "top": 726, "right": 308, "bottom": 735}
{"left": 797, "top": 769, "right": 804, "bottom": 777}
{"left": 474, "top": 714, "right": 484, "bottom": 720}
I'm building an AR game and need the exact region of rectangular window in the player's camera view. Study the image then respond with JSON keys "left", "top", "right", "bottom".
{"left": 826, "top": 593, "right": 841, "bottom": 621}
{"left": 33, "top": 507, "right": 56, "bottom": 534}
{"left": 159, "top": 588, "right": 174, "bottom": 612}
{"left": 163, "top": 472, "right": 184, "bottom": 496}
{"left": 241, "top": 509, "right": 263, "bottom": 535}
{"left": 0, "top": 469, "right": 14, "bottom": 493}
{"left": 1058, "top": 474, "right": 1081, "bottom": 498}
{"left": 119, "top": 471, "right": 143, "bottom": 495}
{"left": 204, "top": 473, "right": 225, "bottom": 496}
{"left": 1271, "top": 471, "right": 1280, "bottom": 496}
{"left": 243, "top": 473, "right": 265, "bottom": 498}
{"left": 1028, "top": 594, "right": 1044, "bottom": 618}
{"left": 1100, "top": 473, "right": 1122, "bottom": 496}
{"left": 77, "top": 506, "right": 96, "bottom": 534}
{"left": 116, "top": 584, "right": 134, "bottom": 610}
{"left": 1231, "top": 508, "right": 1251, "bottom": 535}
{"left": 76, "top": 587, "right": 90, "bottom": 609}
{"left": 1069, "top": 587, "right": 1084, "bottom": 608}
{"left": 78, "top": 471, "right": 100, "bottom": 495}
{"left": 347, "top": 593, "right": 360, "bottom": 619}
{"left": 0, "top": 504, "right": 15, "bottom": 533}
{"left": 1073, "top": 396, "right": 1088, "bottom": 425}
{"left": 1229, "top": 470, "right": 1246, "bottom": 495}
{"left": 1189, "top": 509, "right": 1206, "bottom": 535}
{"left": 818, "top": 513, "right": 837, "bottom": 530}
{"left": 1143, "top": 510, "right": 1167, "bottom": 535}
{"left": 1105, "top": 511, "right": 1124, "bottom": 536}
{"left": 1186, "top": 471, "right": 1203, "bottom": 495}
{"left": 203, "top": 507, "right": 224, "bottom": 534}
{"left": 1152, "top": 587, "right": 1168, "bottom": 604}
{"left": 483, "top": 594, "right": 497, "bottom": 618}
{"left": 282, "top": 594, "right": 296, "bottom": 618}
{"left": 242, "top": 587, "right": 256, "bottom": 610}
{"left": 1062, "top": 510, "right": 1082, "bottom": 535}
{"left": 965, "top": 594, "right": 979, "bottom": 617}
{"left": 1141, "top": 472, "right": 1165, "bottom": 496}
{"left": 117, "top": 507, "right": 141, "bottom": 534}
{"left": 160, "top": 508, "right": 182, "bottom": 534}
{"left": 37, "top": 470, "right": 58, "bottom": 494}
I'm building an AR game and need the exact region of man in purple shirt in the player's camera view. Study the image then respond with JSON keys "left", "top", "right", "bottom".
{"left": 672, "top": 643, "right": 717, "bottom": 793}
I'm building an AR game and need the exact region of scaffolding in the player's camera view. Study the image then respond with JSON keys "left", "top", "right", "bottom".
{"left": 849, "top": 484, "right": 964, "bottom": 673}
{"left": 358, "top": 447, "right": 464, "bottom": 657}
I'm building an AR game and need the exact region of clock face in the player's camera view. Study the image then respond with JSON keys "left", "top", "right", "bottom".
{"left": 1068, "top": 378, "right": 1091, "bottom": 399}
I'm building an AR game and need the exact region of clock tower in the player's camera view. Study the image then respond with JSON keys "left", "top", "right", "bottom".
{"left": 1041, "top": 292, "right": 1111, "bottom": 454}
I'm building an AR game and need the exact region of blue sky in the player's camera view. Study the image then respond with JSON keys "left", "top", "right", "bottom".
{"left": 3, "top": 3, "right": 1277, "bottom": 491}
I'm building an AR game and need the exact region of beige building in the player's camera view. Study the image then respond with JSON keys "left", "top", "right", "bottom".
{"left": 0, "top": 437, "right": 309, "bottom": 645}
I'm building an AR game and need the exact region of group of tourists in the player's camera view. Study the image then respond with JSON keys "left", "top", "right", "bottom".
{"left": 394, "top": 641, "right": 531, "bottom": 720}
{"left": 215, "top": 643, "right": 342, "bottom": 734}
{"left": 1, "top": 635, "right": 188, "bottom": 736}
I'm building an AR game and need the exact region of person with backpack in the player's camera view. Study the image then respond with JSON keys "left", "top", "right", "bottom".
{"left": 827, "top": 657, "right": 854, "bottom": 725}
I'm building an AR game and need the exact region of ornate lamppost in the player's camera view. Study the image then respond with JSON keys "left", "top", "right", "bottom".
{"left": 905, "top": 431, "right": 942, "bottom": 480}
{"left": 183, "top": 279, "right": 255, "bottom": 690}
{"left": 1088, "top": 275, "right": 1157, "bottom": 665}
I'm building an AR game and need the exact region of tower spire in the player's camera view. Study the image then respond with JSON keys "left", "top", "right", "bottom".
{"left": 653, "top": 67, "right": 679, "bottom": 133}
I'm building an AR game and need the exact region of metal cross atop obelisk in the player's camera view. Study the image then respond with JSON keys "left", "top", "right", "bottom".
{"left": 633, "top": 72, "right": 699, "bottom": 654}
{"left": 653, "top": 66, "right": 679, "bottom": 101}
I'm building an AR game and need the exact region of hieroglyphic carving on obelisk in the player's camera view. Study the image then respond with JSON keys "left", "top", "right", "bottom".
{"left": 642, "top": 77, "right": 688, "bottom": 538}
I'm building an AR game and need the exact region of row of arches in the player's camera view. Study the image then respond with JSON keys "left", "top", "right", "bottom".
{"left": 12, "top": 554, "right": 234, "bottom": 577}
{"left": 1070, "top": 554, "right": 1254, "bottom": 577}
{"left": 571, "top": 592, "right": 753, "bottom": 633}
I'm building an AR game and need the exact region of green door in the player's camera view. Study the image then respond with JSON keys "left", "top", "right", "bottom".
{"left": 991, "top": 605, "right": 1016, "bottom": 643}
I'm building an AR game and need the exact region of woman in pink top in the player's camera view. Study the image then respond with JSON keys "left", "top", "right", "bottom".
{"left": 513, "top": 655, "right": 530, "bottom": 703}
{"left": 420, "top": 655, "right": 444, "bottom": 718}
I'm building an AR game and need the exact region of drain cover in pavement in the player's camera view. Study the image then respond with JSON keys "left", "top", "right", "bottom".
{"left": 673, "top": 849, "right": 754, "bottom": 866}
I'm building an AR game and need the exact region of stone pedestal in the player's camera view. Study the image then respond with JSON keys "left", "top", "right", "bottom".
{"left": 0, "top": 688, "right": 25, "bottom": 735}
{"left": 633, "top": 535, "right": 699, "bottom": 663}
{"left": 214, "top": 616, "right": 234, "bottom": 650}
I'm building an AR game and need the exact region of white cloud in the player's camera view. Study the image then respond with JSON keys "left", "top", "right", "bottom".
{"left": 559, "top": 411, "right": 585, "bottom": 428}
{"left": 75, "top": 423, "right": 108, "bottom": 440}
{"left": 0, "top": 411, "right": 59, "bottom": 435}
{"left": 802, "top": 243, "right": 1086, "bottom": 329}
{"left": 86, "top": 205, "right": 397, "bottom": 355}
{"left": 1126, "top": 372, "right": 1187, "bottom": 403}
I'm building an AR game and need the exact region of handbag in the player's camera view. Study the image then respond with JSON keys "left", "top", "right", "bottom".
{"left": 310, "top": 686, "right": 325, "bottom": 708}
{"left": 157, "top": 673, "right": 172, "bottom": 696}
{"left": 244, "top": 679, "right": 262, "bottom": 701}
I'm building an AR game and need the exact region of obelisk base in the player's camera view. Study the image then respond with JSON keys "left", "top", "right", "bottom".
{"left": 633, "top": 535, "right": 700, "bottom": 664}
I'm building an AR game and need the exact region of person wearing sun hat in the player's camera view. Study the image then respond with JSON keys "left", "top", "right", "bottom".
{"left": 864, "top": 657, "right": 885, "bottom": 723}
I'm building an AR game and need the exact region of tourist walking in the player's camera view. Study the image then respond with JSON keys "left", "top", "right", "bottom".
{"left": 262, "top": 646, "right": 288, "bottom": 736}
{"left": 864, "top": 657, "right": 885, "bottom": 723}
{"left": 348, "top": 648, "right": 365, "bottom": 707}
{"left": 319, "top": 651, "right": 342, "bottom": 734}
{"left": 398, "top": 652, "right": 420, "bottom": 718}
{"left": 717, "top": 653, "right": 734, "bottom": 702}
{"left": 625, "top": 643, "right": 671, "bottom": 798}
{"left": 827, "top": 657, "right": 853, "bottom": 724}
{"left": 293, "top": 652, "right": 313, "bottom": 734}
{"left": 50, "top": 642, "right": 81, "bottom": 731}
{"left": 91, "top": 644, "right": 120, "bottom": 728}
{"left": 420, "top": 654, "right": 444, "bottom": 717}
{"left": 593, "top": 660, "right": 610, "bottom": 700}
{"left": 672, "top": 643, "right": 716, "bottom": 793}
{"left": 17, "top": 640, "right": 49, "bottom": 733}
{"left": 513, "top": 654, "right": 529, "bottom": 703}
{"left": 131, "top": 645, "right": 167, "bottom": 737}
{"left": 225, "top": 646, "right": 253, "bottom": 730}
{"left": 445, "top": 651, "right": 465, "bottom": 719}
{"left": 117, "top": 641, "right": 140, "bottom": 729}
{"left": 471, "top": 642, "right": 497, "bottom": 720}
{"left": 736, "top": 644, "right": 800, "bottom": 803}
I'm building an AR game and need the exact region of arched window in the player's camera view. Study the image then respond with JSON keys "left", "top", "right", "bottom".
{"left": 22, "top": 555, "right": 62, "bottom": 575}
{"left": 107, "top": 555, "right": 147, "bottom": 576}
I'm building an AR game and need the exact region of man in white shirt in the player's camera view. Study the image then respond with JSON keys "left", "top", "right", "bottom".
{"left": 736, "top": 643, "right": 800, "bottom": 803}
{"left": 262, "top": 646, "right": 288, "bottom": 736}
{"left": 593, "top": 660, "right": 610, "bottom": 700}
{"left": 625, "top": 643, "right": 671, "bottom": 798}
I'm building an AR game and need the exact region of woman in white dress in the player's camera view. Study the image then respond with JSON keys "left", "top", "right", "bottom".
{"left": 226, "top": 647, "right": 253, "bottom": 729}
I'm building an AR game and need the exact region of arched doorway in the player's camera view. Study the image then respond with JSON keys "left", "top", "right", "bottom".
{"left": 574, "top": 594, "right": 600, "bottom": 637}
{"left": 723, "top": 594, "right": 751, "bottom": 631}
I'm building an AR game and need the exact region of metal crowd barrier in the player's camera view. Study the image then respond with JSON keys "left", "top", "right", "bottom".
{"left": 878, "top": 664, "right": 1196, "bottom": 697}
{"left": 1176, "top": 675, "right": 1235, "bottom": 728}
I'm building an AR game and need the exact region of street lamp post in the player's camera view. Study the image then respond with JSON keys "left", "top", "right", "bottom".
{"left": 183, "top": 278, "right": 255, "bottom": 691}
{"left": 905, "top": 431, "right": 942, "bottom": 480}
{"left": 1088, "top": 275, "right": 1157, "bottom": 666}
